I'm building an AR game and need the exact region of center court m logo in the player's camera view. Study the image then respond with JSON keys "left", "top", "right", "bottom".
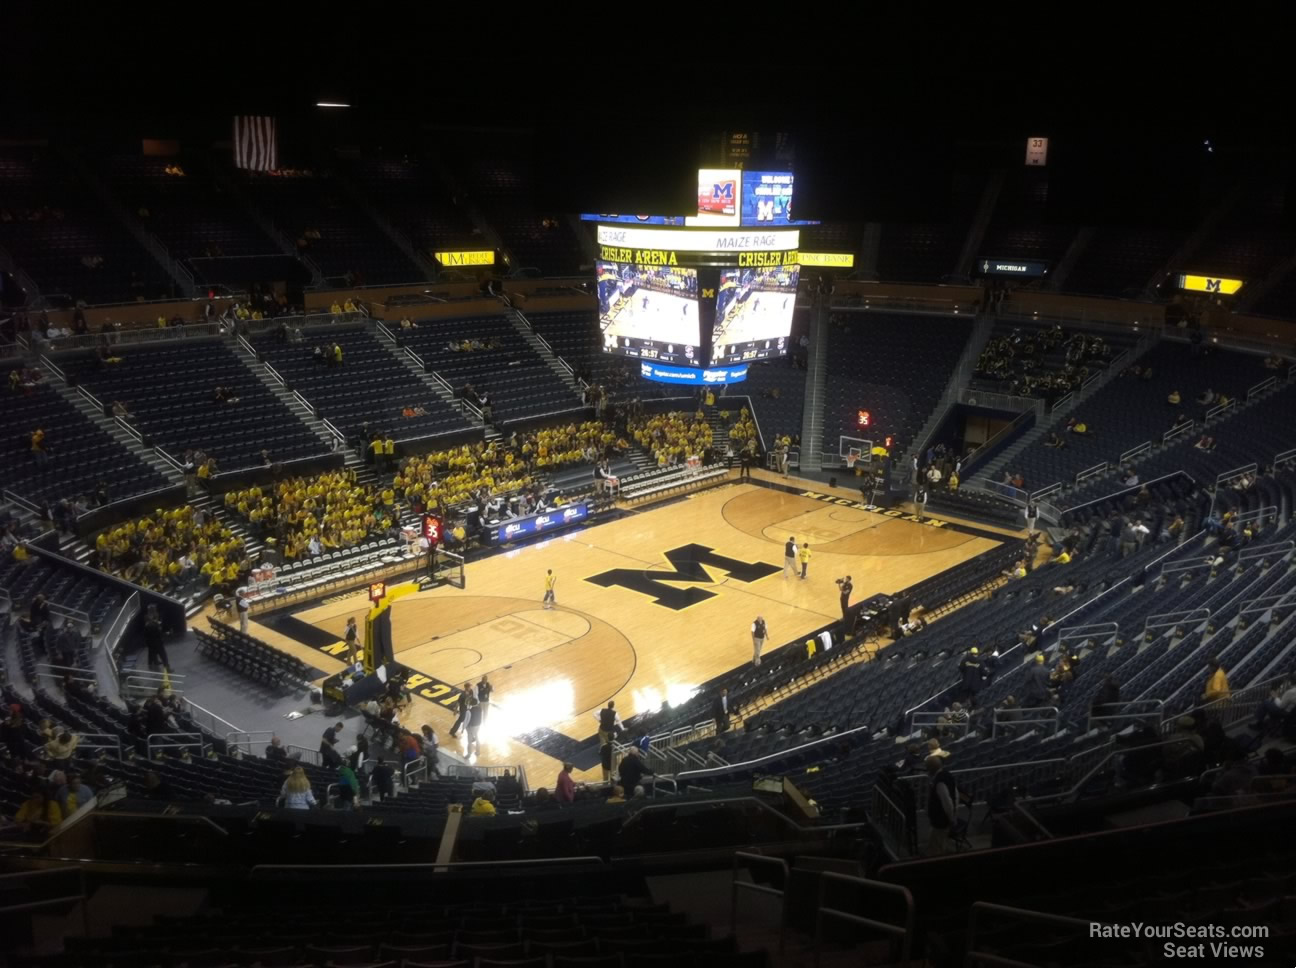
{"left": 585, "top": 543, "right": 779, "bottom": 610}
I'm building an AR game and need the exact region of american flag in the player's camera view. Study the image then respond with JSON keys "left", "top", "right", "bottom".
{"left": 233, "top": 116, "right": 277, "bottom": 171}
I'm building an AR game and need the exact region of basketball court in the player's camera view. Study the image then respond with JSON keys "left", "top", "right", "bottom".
{"left": 253, "top": 470, "right": 1018, "bottom": 786}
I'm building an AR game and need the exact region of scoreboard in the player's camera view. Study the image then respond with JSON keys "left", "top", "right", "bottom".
{"left": 595, "top": 225, "right": 802, "bottom": 373}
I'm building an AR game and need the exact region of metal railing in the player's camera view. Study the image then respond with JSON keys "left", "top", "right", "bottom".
{"left": 146, "top": 731, "right": 206, "bottom": 759}
{"left": 1087, "top": 699, "right": 1164, "bottom": 732}
{"left": 1239, "top": 587, "right": 1296, "bottom": 623}
{"left": 966, "top": 902, "right": 1100, "bottom": 968}
{"left": 75, "top": 384, "right": 103, "bottom": 411}
{"left": 1049, "top": 390, "right": 1073, "bottom": 413}
{"left": 182, "top": 697, "right": 243, "bottom": 741}
{"left": 39, "top": 320, "right": 229, "bottom": 354}
{"left": 34, "top": 662, "right": 97, "bottom": 690}
{"left": 1275, "top": 446, "right": 1296, "bottom": 469}
{"left": 1143, "top": 607, "right": 1209, "bottom": 637}
{"left": 1118, "top": 440, "right": 1151, "bottom": 464}
{"left": 1163, "top": 419, "right": 1197, "bottom": 444}
{"left": 1074, "top": 461, "right": 1108, "bottom": 485}
{"left": 0, "top": 868, "right": 88, "bottom": 936}
{"left": 958, "top": 387, "right": 1042, "bottom": 415}
{"left": 1206, "top": 398, "right": 1237, "bottom": 421}
{"left": 1062, "top": 470, "right": 1193, "bottom": 519}
{"left": 963, "top": 479, "right": 1029, "bottom": 506}
{"left": 1056, "top": 622, "right": 1118, "bottom": 654}
{"left": 732, "top": 852, "right": 790, "bottom": 952}
{"left": 992, "top": 704, "right": 1060, "bottom": 738}
{"left": 911, "top": 710, "right": 971, "bottom": 737}
{"left": 123, "top": 667, "right": 185, "bottom": 699}
{"left": 75, "top": 732, "right": 124, "bottom": 760}
{"left": 814, "top": 873, "right": 913, "bottom": 968}
{"left": 227, "top": 730, "right": 275, "bottom": 757}
{"left": 899, "top": 755, "right": 1068, "bottom": 812}
{"left": 286, "top": 744, "right": 323, "bottom": 766}
{"left": 1169, "top": 672, "right": 1292, "bottom": 733}
{"left": 1247, "top": 375, "right": 1278, "bottom": 400}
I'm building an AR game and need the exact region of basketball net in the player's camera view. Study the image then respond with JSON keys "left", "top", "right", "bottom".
{"left": 845, "top": 453, "right": 858, "bottom": 472}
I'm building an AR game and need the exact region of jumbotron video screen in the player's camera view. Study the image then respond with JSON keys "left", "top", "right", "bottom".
{"left": 597, "top": 260, "right": 701, "bottom": 366}
{"left": 709, "top": 264, "right": 799, "bottom": 365}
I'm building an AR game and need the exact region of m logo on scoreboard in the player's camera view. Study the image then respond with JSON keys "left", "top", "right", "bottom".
{"left": 699, "top": 179, "right": 737, "bottom": 216}
{"left": 1206, "top": 278, "right": 1222, "bottom": 292}
{"left": 586, "top": 543, "right": 779, "bottom": 610}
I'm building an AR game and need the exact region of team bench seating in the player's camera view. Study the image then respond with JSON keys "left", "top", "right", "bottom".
{"left": 619, "top": 464, "right": 730, "bottom": 502}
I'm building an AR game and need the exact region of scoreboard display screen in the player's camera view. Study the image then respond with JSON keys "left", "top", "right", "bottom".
{"left": 710, "top": 264, "right": 800, "bottom": 365}
{"left": 598, "top": 259, "right": 700, "bottom": 367}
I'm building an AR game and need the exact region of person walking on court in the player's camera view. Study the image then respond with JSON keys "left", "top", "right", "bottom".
{"left": 798, "top": 542, "right": 812, "bottom": 580}
{"left": 476, "top": 675, "right": 493, "bottom": 721}
{"left": 344, "top": 616, "right": 359, "bottom": 664}
{"left": 542, "top": 568, "right": 557, "bottom": 609}
{"left": 740, "top": 439, "right": 755, "bottom": 479}
{"left": 783, "top": 536, "right": 798, "bottom": 579}
{"left": 915, "top": 484, "right": 929, "bottom": 523}
{"left": 751, "top": 615, "right": 767, "bottom": 667}
{"left": 449, "top": 684, "right": 471, "bottom": 738}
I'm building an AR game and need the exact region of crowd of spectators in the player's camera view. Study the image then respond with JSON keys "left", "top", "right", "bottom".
{"left": 974, "top": 325, "right": 1115, "bottom": 399}
{"left": 627, "top": 410, "right": 713, "bottom": 466}
{"left": 394, "top": 421, "right": 627, "bottom": 512}
{"left": 224, "top": 469, "right": 389, "bottom": 562}
{"left": 93, "top": 505, "right": 243, "bottom": 592}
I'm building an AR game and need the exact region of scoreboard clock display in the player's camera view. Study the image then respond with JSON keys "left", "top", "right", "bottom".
{"left": 422, "top": 514, "right": 442, "bottom": 546}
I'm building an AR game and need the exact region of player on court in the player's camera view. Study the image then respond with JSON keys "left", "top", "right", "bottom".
{"left": 799, "top": 542, "right": 812, "bottom": 580}
{"left": 542, "top": 569, "right": 556, "bottom": 609}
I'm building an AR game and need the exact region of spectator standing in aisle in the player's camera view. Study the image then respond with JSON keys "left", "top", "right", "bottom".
{"left": 751, "top": 616, "right": 767, "bottom": 667}
{"left": 383, "top": 434, "right": 395, "bottom": 472}
{"left": 925, "top": 755, "right": 957, "bottom": 855}
{"left": 712, "top": 687, "right": 731, "bottom": 732}
{"left": 143, "top": 606, "right": 169, "bottom": 670}
{"left": 555, "top": 762, "right": 576, "bottom": 803}
{"left": 370, "top": 757, "right": 395, "bottom": 801}
{"left": 420, "top": 724, "right": 441, "bottom": 777}
{"left": 280, "top": 767, "right": 317, "bottom": 810}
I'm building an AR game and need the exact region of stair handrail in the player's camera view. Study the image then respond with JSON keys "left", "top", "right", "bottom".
{"left": 114, "top": 415, "right": 143, "bottom": 443}
{"left": 262, "top": 361, "right": 286, "bottom": 386}
{"left": 77, "top": 385, "right": 105, "bottom": 412}
{"left": 1238, "top": 540, "right": 1293, "bottom": 566}
{"left": 1205, "top": 398, "right": 1236, "bottom": 422}
{"left": 153, "top": 446, "right": 184, "bottom": 472}
{"left": 1061, "top": 470, "right": 1193, "bottom": 518}
{"left": 320, "top": 417, "right": 346, "bottom": 446}
{"left": 39, "top": 354, "right": 66, "bottom": 381}
{"left": 1274, "top": 446, "right": 1296, "bottom": 468}
{"left": 1074, "top": 461, "right": 1109, "bottom": 485}
{"left": 1143, "top": 607, "right": 1209, "bottom": 634}
{"left": 1246, "top": 375, "right": 1276, "bottom": 400}
{"left": 1118, "top": 440, "right": 1151, "bottom": 464}
{"left": 405, "top": 346, "right": 426, "bottom": 370}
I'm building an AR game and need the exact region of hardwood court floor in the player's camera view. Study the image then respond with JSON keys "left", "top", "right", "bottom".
{"left": 281, "top": 477, "right": 1005, "bottom": 786}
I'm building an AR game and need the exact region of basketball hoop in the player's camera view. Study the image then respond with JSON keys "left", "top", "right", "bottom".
{"left": 845, "top": 453, "right": 858, "bottom": 473}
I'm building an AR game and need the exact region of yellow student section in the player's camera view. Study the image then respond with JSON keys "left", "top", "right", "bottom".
{"left": 254, "top": 471, "right": 1009, "bottom": 787}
